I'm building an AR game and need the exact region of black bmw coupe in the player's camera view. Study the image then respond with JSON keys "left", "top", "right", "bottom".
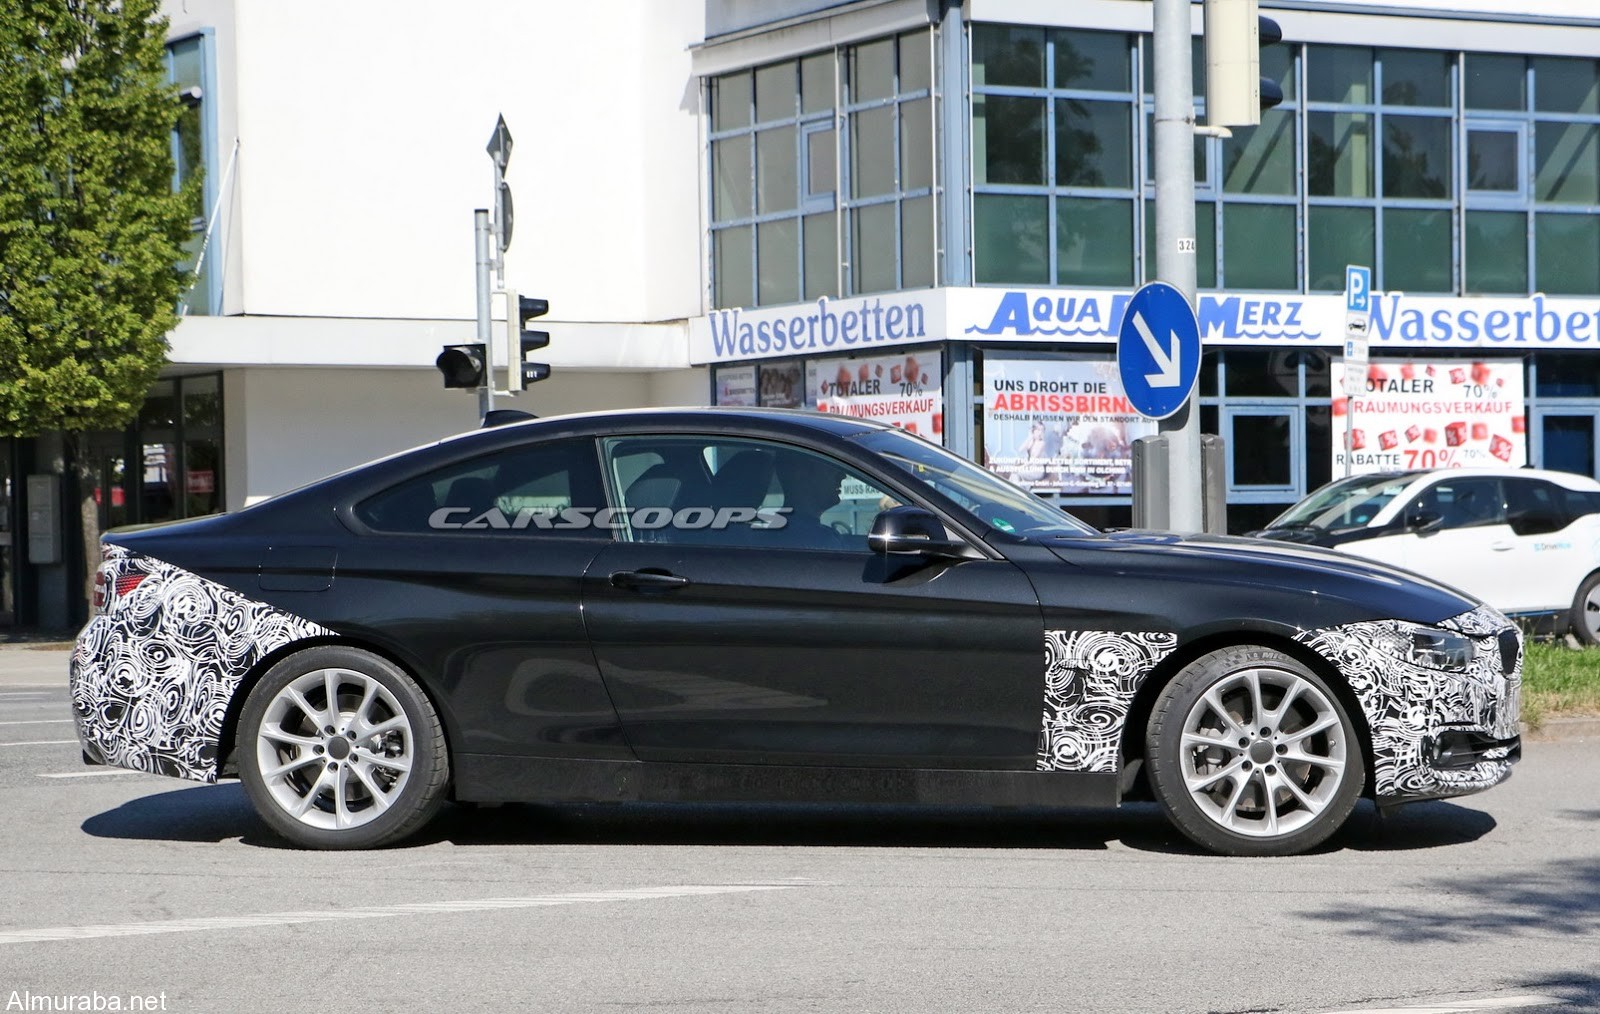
{"left": 71, "top": 408, "right": 1522, "bottom": 855}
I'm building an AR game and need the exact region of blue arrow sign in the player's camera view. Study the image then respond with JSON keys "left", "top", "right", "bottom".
{"left": 1117, "top": 282, "right": 1200, "bottom": 420}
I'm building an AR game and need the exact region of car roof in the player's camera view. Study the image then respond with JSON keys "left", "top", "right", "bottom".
{"left": 471, "top": 405, "right": 891, "bottom": 441}
{"left": 1400, "top": 466, "right": 1600, "bottom": 491}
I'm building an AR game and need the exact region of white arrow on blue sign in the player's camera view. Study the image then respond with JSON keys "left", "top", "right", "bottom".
{"left": 1116, "top": 281, "right": 1201, "bottom": 420}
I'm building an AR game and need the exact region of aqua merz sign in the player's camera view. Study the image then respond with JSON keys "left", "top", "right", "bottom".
{"left": 962, "top": 290, "right": 1322, "bottom": 342}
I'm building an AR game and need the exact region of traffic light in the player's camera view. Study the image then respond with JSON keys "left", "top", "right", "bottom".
{"left": 435, "top": 344, "right": 486, "bottom": 389}
{"left": 507, "top": 292, "right": 551, "bottom": 392}
{"left": 1204, "top": 0, "right": 1283, "bottom": 128}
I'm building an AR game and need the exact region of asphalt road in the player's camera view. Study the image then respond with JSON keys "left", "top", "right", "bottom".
{"left": 3, "top": 645, "right": 1599, "bottom": 1014}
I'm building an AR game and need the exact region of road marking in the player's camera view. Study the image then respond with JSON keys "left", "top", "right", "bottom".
{"left": 0, "top": 740, "right": 78, "bottom": 747}
{"left": 1320, "top": 994, "right": 1564, "bottom": 1013}
{"left": 38, "top": 770, "right": 149, "bottom": 779}
{"left": 0, "top": 884, "right": 804, "bottom": 946}
{"left": 0, "top": 719, "right": 74, "bottom": 726}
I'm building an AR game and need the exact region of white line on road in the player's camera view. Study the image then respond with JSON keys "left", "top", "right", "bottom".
{"left": 0, "top": 884, "right": 804, "bottom": 946}
{"left": 0, "top": 719, "right": 73, "bottom": 726}
{"left": 37, "top": 770, "right": 148, "bottom": 779}
{"left": 1320, "top": 994, "right": 1564, "bottom": 1013}
{"left": 0, "top": 740, "right": 78, "bottom": 747}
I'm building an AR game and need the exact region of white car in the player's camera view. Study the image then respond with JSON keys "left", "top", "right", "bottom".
{"left": 1252, "top": 467, "right": 1600, "bottom": 644}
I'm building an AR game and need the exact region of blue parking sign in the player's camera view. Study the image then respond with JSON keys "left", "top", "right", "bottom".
{"left": 1346, "top": 265, "right": 1371, "bottom": 315}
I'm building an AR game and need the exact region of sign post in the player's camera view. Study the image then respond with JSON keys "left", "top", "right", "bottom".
{"left": 1342, "top": 264, "right": 1372, "bottom": 477}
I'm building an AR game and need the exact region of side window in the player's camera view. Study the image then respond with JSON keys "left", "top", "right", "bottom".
{"left": 601, "top": 435, "right": 899, "bottom": 552}
{"left": 1506, "top": 479, "right": 1570, "bottom": 535}
{"left": 1559, "top": 486, "right": 1600, "bottom": 521}
{"left": 355, "top": 439, "right": 604, "bottom": 536}
{"left": 1411, "top": 477, "right": 1507, "bottom": 530}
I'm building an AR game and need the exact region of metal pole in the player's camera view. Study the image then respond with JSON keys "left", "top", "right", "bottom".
{"left": 474, "top": 208, "right": 494, "bottom": 419}
{"left": 1153, "top": 0, "right": 1203, "bottom": 531}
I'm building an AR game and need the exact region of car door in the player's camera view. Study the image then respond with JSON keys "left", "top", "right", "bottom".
{"left": 579, "top": 432, "right": 1045, "bottom": 769}
{"left": 1396, "top": 476, "right": 1521, "bottom": 609}
{"left": 1503, "top": 477, "right": 1585, "bottom": 614}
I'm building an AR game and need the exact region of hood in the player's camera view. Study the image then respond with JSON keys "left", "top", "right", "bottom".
{"left": 1047, "top": 529, "right": 1478, "bottom": 628}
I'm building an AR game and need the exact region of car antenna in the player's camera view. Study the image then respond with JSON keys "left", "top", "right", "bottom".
{"left": 481, "top": 409, "right": 538, "bottom": 428}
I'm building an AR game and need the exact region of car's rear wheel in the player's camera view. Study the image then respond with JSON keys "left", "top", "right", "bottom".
{"left": 1571, "top": 571, "right": 1600, "bottom": 646}
{"left": 239, "top": 646, "right": 449, "bottom": 849}
{"left": 1146, "top": 645, "right": 1365, "bottom": 856}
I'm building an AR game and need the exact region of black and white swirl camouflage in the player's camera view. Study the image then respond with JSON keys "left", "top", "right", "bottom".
{"left": 70, "top": 544, "right": 331, "bottom": 782}
{"left": 1294, "top": 606, "right": 1521, "bottom": 802}
{"left": 1038, "top": 629, "right": 1178, "bottom": 772}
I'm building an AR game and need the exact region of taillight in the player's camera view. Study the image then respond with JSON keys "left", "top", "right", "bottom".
{"left": 115, "top": 574, "right": 147, "bottom": 598}
{"left": 92, "top": 570, "right": 108, "bottom": 612}
{"left": 92, "top": 548, "right": 147, "bottom": 614}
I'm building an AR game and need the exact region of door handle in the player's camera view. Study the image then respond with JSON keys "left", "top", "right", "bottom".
{"left": 610, "top": 569, "right": 690, "bottom": 591}
{"left": 1490, "top": 541, "right": 1514, "bottom": 551}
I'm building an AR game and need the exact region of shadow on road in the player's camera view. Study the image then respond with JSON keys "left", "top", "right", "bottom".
{"left": 81, "top": 783, "right": 1499, "bottom": 856}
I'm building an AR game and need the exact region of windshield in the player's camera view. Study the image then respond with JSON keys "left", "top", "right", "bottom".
{"left": 1269, "top": 472, "right": 1421, "bottom": 532}
{"left": 854, "top": 428, "right": 1098, "bottom": 537}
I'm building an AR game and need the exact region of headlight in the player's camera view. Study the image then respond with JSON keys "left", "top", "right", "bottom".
{"left": 1404, "top": 625, "right": 1474, "bottom": 671}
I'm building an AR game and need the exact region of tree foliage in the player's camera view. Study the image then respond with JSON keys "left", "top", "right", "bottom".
{"left": 0, "top": 0, "right": 194, "bottom": 437}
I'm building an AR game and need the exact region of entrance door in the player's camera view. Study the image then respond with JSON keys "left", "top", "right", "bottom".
{"left": 1534, "top": 407, "right": 1600, "bottom": 480}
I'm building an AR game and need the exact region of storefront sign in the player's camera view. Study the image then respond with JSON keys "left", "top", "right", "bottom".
{"left": 806, "top": 351, "right": 942, "bottom": 437}
{"left": 982, "top": 358, "right": 1155, "bottom": 495}
{"left": 1332, "top": 358, "right": 1526, "bottom": 474}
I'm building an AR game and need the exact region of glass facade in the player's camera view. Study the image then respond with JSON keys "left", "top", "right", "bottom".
{"left": 169, "top": 34, "right": 214, "bottom": 315}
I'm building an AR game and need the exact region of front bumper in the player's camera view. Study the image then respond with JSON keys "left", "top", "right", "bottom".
{"left": 1296, "top": 604, "right": 1522, "bottom": 804}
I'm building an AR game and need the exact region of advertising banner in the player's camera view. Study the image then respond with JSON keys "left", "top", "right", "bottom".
{"left": 982, "top": 358, "right": 1156, "bottom": 495}
{"left": 1333, "top": 358, "right": 1526, "bottom": 474}
{"left": 757, "top": 362, "right": 804, "bottom": 408}
{"left": 713, "top": 365, "right": 756, "bottom": 406}
{"left": 805, "top": 351, "right": 943, "bottom": 437}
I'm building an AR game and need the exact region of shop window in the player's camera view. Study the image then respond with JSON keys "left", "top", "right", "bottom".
{"left": 1535, "top": 353, "right": 1600, "bottom": 397}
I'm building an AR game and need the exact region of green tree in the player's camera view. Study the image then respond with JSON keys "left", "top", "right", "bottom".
{"left": 0, "top": 0, "right": 194, "bottom": 438}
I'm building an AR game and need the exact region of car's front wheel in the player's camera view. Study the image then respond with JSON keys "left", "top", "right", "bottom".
{"left": 238, "top": 646, "right": 449, "bottom": 849}
{"left": 1571, "top": 571, "right": 1600, "bottom": 646}
{"left": 1146, "top": 645, "right": 1365, "bottom": 856}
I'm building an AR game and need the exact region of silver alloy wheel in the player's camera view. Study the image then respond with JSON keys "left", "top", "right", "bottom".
{"left": 1178, "top": 665, "right": 1349, "bottom": 838}
{"left": 1584, "top": 584, "right": 1600, "bottom": 642}
{"left": 254, "top": 667, "right": 414, "bottom": 831}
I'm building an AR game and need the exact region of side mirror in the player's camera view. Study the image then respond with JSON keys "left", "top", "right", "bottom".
{"left": 868, "top": 506, "right": 970, "bottom": 559}
{"left": 1410, "top": 510, "right": 1444, "bottom": 535}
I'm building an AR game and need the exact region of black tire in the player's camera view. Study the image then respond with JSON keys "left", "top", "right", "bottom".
{"left": 1571, "top": 571, "right": 1600, "bottom": 646}
{"left": 238, "top": 645, "right": 449, "bottom": 849}
{"left": 1146, "top": 645, "right": 1365, "bottom": 857}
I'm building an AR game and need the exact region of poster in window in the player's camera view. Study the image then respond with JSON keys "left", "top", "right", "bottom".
{"left": 804, "top": 351, "right": 943, "bottom": 437}
{"left": 758, "top": 362, "right": 804, "bottom": 408}
{"left": 982, "top": 358, "right": 1156, "bottom": 495}
{"left": 714, "top": 365, "right": 756, "bottom": 406}
{"left": 1332, "top": 358, "right": 1526, "bottom": 474}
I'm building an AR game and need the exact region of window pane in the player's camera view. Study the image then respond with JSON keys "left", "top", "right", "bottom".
{"left": 901, "top": 97, "right": 933, "bottom": 191}
{"left": 758, "top": 218, "right": 800, "bottom": 306}
{"left": 852, "top": 202, "right": 897, "bottom": 294}
{"left": 1053, "top": 30, "right": 1130, "bottom": 92}
{"left": 1308, "top": 46, "right": 1373, "bottom": 105}
{"left": 1536, "top": 352, "right": 1600, "bottom": 396}
{"left": 713, "top": 227, "right": 752, "bottom": 307}
{"left": 182, "top": 374, "right": 220, "bottom": 431}
{"left": 713, "top": 72, "right": 751, "bottom": 131}
{"left": 805, "top": 126, "right": 836, "bottom": 198}
{"left": 1143, "top": 201, "right": 1215, "bottom": 288}
{"left": 712, "top": 135, "right": 752, "bottom": 221}
{"left": 901, "top": 195, "right": 935, "bottom": 289}
{"left": 1381, "top": 49, "right": 1450, "bottom": 107}
{"left": 803, "top": 212, "right": 838, "bottom": 299}
{"left": 1224, "top": 110, "right": 1295, "bottom": 195}
{"left": 1465, "top": 210, "right": 1527, "bottom": 294}
{"left": 1534, "top": 57, "right": 1600, "bottom": 115}
{"left": 756, "top": 126, "right": 797, "bottom": 214}
{"left": 801, "top": 53, "right": 833, "bottom": 114}
{"left": 1384, "top": 208, "right": 1452, "bottom": 293}
{"left": 756, "top": 62, "right": 796, "bottom": 122}
{"left": 849, "top": 38, "right": 895, "bottom": 103}
{"left": 973, "top": 25, "right": 1044, "bottom": 88}
{"left": 1230, "top": 414, "right": 1292, "bottom": 486}
{"left": 1222, "top": 203, "right": 1296, "bottom": 289}
{"left": 1308, "top": 206, "right": 1375, "bottom": 292}
{"left": 1308, "top": 112, "right": 1373, "bottom": 197}
{"left": 1263, "top": 43, "right": 1295, "bottom": 103}
{"left": 1466, "top": 53, "right": 1525, "bottom": 111}
{"left": 899, "top": 31, "right": 932, "bottom": 93}
{"left": 973, "top": 94, "right": 1045, "bottom": 185}
{"left": 1535, "top": 122, "right": 1600, "bottom": 204}
{"left": 1143, "top": 36, "right": 1206, "bottom": 100}
{"left": 1468, "top": 129, "right": 1520, "bottom": 192}
{"left": 974, "top": 194, "right": 1048, "bottom": 284}
{"left": 1057, "top": 197, "right": 1133, "bottom": 286}
{"left": 1057, "top": 99, "right": 1132, "bottom": 188}
{"left": 184, "top": 439, "right": 221, "bottom": 517}
{"left": 1144, "top": 110, "right": 1206, "bottom": 185}
{"left": 850, "top": 105, "right": 895, "bottom": 198}
{"left": 1383, "top": 115, "right": 1452, "bottom": 198}
{"left": 1536, "top": 213, "right": 1600, "bottom": 295}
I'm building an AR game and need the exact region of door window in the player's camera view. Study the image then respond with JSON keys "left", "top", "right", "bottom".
{"left": 1411, "top": 477, "right": 1507, "bottom": 530}
{"left": 354, "top": 438, "right": 605, "bottom": 536}
{"left": 1505, "top": 478, "right": 1571, "bottom": 535}
{"left": 602, "top": 435, "right": 897, "bottom": 552}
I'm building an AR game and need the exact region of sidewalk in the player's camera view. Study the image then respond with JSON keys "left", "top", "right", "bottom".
{"left": 0, "top": 640, "right": 73, "bottom": 686}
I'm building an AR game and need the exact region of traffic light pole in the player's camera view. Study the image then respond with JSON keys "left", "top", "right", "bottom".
{"left": 1152, "top": 0, "right": 1203, "bottom": 531}
{"left": 474, "top": 208, "right": 494, "bottom": 419}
